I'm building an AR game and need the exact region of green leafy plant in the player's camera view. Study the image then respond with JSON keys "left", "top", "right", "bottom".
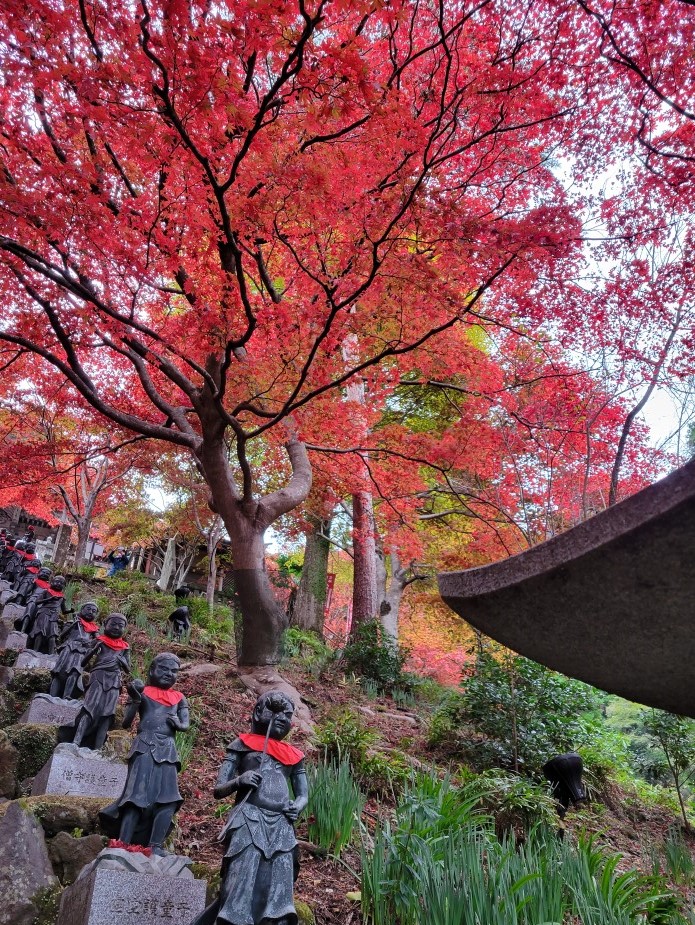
{"left": 341, "top": 620, "right": 409, "bottom": 693}
{"left": 307, "top": 758, "right": 364, "bottom": 856}
{"left": 640, "top": 709, "right": 695, "bottom": 831}
{"left": 313, "top": 708, "right": 377, "bottom": 767}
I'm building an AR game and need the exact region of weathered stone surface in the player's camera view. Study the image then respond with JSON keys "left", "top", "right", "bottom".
{"left": 0, "top": 794, "right": 110, "bottom": 836}
{"left": 80, "top": 847, "right": 194, "bottom": 879}
{"left": 0, "top": 580, "right": 11, "bottom": 592}
{"left": 15, "top": 650, "right": 59, "bottom": 670}
{"left": 57, "top": 866, "right": 206, "bottom": 925}
{"left": 182, "top": 661, "right": 223, "bottom": 677}
{"left": 31, "top": 743, "right": 127, "bottom": 799}
{"left": 0, "top": 730, "right": 19, "bottom": 798}
{"left": 0, "top": 800, "right": 58, "bottom": 925}
{"left": 2, "top": 601, "right": 26, "bottom": 621}
{"left": 0, "top": 589, "right": 18, "bottom": 605}
{"left": 0, "top": 664, "right": 14, "bottom": 688}
{"left": 20, "top": 693, "right": 82, "bottom": 726}
{"left": 6, "top": 723, "right": 59, "bottom": 780}
{"left": 438, "top": 456, "right": 695, "bottom": 717}
{"left": 47, "top": 832, "right": 106, "bottom": 885}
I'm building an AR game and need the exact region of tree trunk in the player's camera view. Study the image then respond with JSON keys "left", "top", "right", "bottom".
{"left": 206, "top": 545, "right": 218, "bottom": 611}
{"left": 351, "top": 489, "right": 378, "bottom": 636}
{"left": 230, "top": 524, "right": 287, "bottom": 665}
{"left": 292, "top": 515, "right": 331, "bottom": 635}
{"left": 73, "top": 516, "right": 92, "bottom": 567}
{"left": 379, "top": 551, "right": 408, "bottom": 643}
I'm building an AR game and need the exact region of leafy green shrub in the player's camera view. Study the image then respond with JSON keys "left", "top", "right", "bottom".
{"left": 478, "top": 769, "right": 557, "bottom": 836}
{"left": 359, "top": 750, "right": 410, "bottom": 798}
{"left": 341, "top": 620, "right": 408, "bottom": 693}
{"left": 307, "top": 758, "right": 364, "bottom": 856}
{"left": 427, "top": 690, "right": 468, "bottom": 748}
{"left": 282, "top": 628, "right": 334, "bottom": 676}
{"left": 458, "top": 650, "right": 604, "bottom": 774}
{"left": 186, "top": 596, "right": 234, "bottom": 639}
{"left": 70, "top": 564, "right": 98, "bottom": 580}
{"left": 313, "top": 708, "right": 377, "bottom": 766}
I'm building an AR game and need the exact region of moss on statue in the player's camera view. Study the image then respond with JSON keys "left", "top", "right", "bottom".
{"left": 6, "top": 723, "right": 58, "bottom": 780}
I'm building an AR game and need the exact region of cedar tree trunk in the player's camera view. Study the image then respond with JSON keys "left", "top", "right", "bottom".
{"left": 292, "top": 515, "right": 331, "bottom": 635}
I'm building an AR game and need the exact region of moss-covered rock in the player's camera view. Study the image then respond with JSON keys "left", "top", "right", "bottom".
{"left": 47, "top": 831, "right": 106, "bottom": 885}
{"left": 33, "top": 884, "right": 63, "bottom": 925}
{"left": 189, "top": 862, "right": 222, "bottom": 904}
{"left": 0, "top": 648, "right": 18, "bottom": 668}
{"left": 10, "top": 669, "right": 52, "bottom": 702}
{"left": 0, "top": 729, "right": 19, "bottom": 798}
{"left": 6, "top": 724, "right": 58, "bottom": 780}
{"left": 295, "top": 899, "right": 316, "bottom": 925}
{"left": 0, "top": 688, "right": 17, "bottom": 727}
{"left": 13, "top": 795, "right": 111, "bottom": 837}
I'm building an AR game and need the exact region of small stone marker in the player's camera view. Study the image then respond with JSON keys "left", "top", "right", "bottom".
{"left": 15, "top": 650, "right": 58, "bottom": 670}
{"left": 31, "top": 742, "right": 128, "bottom": 799}
{"left": 56, "top": 849, "right": 206, "bottom": 925}
{"left": 20, "top": 693, "right": 82, "bottom": 726}
{"left": 2, "top": 601, "right": 26, "bottom": 622}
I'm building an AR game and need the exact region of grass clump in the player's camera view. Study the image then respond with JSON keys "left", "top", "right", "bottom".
{"left": 307, "top": 757, "right": 364, "bottom": 857}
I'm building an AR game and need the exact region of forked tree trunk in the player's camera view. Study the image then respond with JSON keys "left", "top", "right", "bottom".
{"left": 292, "top": 515, "right": 331, "bottom": 635}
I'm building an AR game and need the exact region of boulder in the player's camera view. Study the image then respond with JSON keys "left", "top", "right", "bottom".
{"left": 6, "top": 723, "right": 58, "bottom": 780}
{"left": 47, "top": 832, "right": 106, "bottom": 885}
{"left": 0, "top": 801, "right": 58, "bottom": 925}
{"left": 0, "top": 730, "right": 19, "bottom": 798}
{"left": 1, "top": 795, "right": 112, "bottom": 837}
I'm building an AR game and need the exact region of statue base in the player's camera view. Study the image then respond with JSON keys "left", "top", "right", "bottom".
{"left": 56, "top": 849, "right": 206, "bottom": 925}
{"left": 31, "top": 742, "right": 127, "bottom": 799}
{"left": 20, "top": 693, "right": 82, "bottom": 726}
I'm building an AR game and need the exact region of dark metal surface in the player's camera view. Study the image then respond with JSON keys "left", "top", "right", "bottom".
{"left": 438, "top": 458, "right": 695, "bottom": 716}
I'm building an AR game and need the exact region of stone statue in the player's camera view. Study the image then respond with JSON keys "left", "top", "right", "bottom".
{"left": 2, "top": 539, "right": 26, "bottom": 582}
{"left": 542, "top": 752, "right": 586, "bottom": 820}
{"left": 168, "top": 606, "right": 191, "bottom": 641}
{"left": 193, "top": 691, "right": 308, "bottom": 925}
{"left": 25, "top": 575, "right": 71, "bottom": 654}
{"left": 49, "top": 602, "right": 100, "bottom": 699}
{"left": 11, "top": 545, "right": 41, "bottom": 602}
{"left": 99, "top": 652, "right": 189, "bottom": 855}
{"left": 174, "top": 585, "right": 191, "bottom": 604}
{"left": 16, "top": 567, "right": 53, "bottom": 626}
{"left": 71, "top": 613, "right": 130, "bottom": 750}
{"left": 0, "top": 535, "right": 16, "bottom": 571}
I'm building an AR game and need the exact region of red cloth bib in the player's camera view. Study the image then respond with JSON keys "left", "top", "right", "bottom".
{"left": 97, "top": 635, "right": 129, "bottom": 650}
{"left": 239, "top": 733, "right": 304, "bottom": 765}
{"left": 35, "top": 579, "right": 50, "bottom": 590}
{"left": 80, "top": 619, "right": 99, "bottom": 633}
{"left": 26, "top": 565, "right": 39, "bottom": 575}
{"left": 46, "top": 587, "right": 64, "bottom": 598}
{"left": 142, "top": 686, "right": 184, "bottom": 706}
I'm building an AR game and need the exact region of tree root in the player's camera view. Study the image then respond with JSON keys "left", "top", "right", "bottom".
{"left": 235, "top": 666, "right": 314, "bottom": 735}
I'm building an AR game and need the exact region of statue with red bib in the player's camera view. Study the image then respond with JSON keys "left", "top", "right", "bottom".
{"left": 25, "top": 574, "right": 71, "bottom": 654}
{"left": 71, "top": 612, "right": 130, "bottom": 750}
{"left": 193, "top": 690, "right": 308, "bottom": 925}
{"left": 99, "top": 652, "right": 189, "bottom": 855}
{"left": 49, "top": 601, "right": 101, "bottom": 699}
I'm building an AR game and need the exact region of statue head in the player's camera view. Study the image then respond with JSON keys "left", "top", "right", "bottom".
{"left": 50, "top": 575, "right": 66, "bottom": 592}
{"left": 103, "top": 612, "right": 128, "bottom": 639}
{"left": 542, "top": 752, "right": 585, "bottom": 818}
{"left": 79, "top": 601, "right": 99, "bottom": 621}
{"left": 148, "top": 652, "right": 181, "bottom": 690}
{"left": 5, "top": 536, "right": 15, "bottom": 546}
{"left": 25, "top": 543, "right": 36, "bottom": 555}
{"left": 37, "top": 567, "right": 52, "bottom": 581}
{"left": 174, "top": 585, "right": 191, "bottom": 601}
{"left": 251, "top": 690, "right": 295, "bottom": 741}
{"left": 14, "top": 540, "right": 26, "bottom": 552}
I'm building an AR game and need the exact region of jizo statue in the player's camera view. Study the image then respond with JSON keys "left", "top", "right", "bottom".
{"left": 25, "top": 574, "right": 70, "bottom": 654}
{"left": 193, "top": 691, "right": 308, "bottom": 925}
{"left": 71, "top": 613, "right": 130, "bottom": 750}
{"left": 100, "top": 652, "right": 189, "bottom": 855}
{"left": 49, "top": 602, "right": 100, "bottom": 700}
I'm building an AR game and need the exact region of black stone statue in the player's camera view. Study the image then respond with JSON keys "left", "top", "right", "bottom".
{"left": 25, "top": 575, "right": 71, "bottom": 654}
{"left": 16, "top": 567, "right": 53, "bottom": 624}
{"left": 71, "top": 613, "right": 130, "bottom": 750}
{"left": 0, "top": 536, "right": 16, "bottom": 571}
{"left": 543, "top": 752, "right": 586, "bottom": 821}
{"left": 2, "top": 539, "right": 27, "bottom": 582}
{"left": 174, "top": 585, "right": 191, "bottom": 604}
{"left": 100, "top": 652, "right": 189, "bottom": 855}
{"left": 49, "top": 602, "right": 100, "bottom": 699}
{"left": 194, "top": 691, "right": 308, "bottom": 925}
{"left": 168, "top": 605, "right": 191, "bottom": 641}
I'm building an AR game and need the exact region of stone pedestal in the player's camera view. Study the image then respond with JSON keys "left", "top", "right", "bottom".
{"left": 20, "top": 693, "right": 81, "bottom": 726}
{"left": 0, "top": 589, "right": 16, "bottom": 605}
{"left": 2, "top": 602, "right": 26, "bottom": 622}
{"left": 56, "top": 852, "right": 206, "bottom": 925}
{"left": 0, "top": 579, "right": 11, "bottom": 592}
{"left": 15, "top": 650, "right": 58, "bottom": 670}
{"left": 31, "top": 742, "right": 127, "bottom": 799}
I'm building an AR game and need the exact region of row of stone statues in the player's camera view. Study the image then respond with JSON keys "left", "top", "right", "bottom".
{"left": 20, "top": 586, "right": 306, "bottom": 925}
